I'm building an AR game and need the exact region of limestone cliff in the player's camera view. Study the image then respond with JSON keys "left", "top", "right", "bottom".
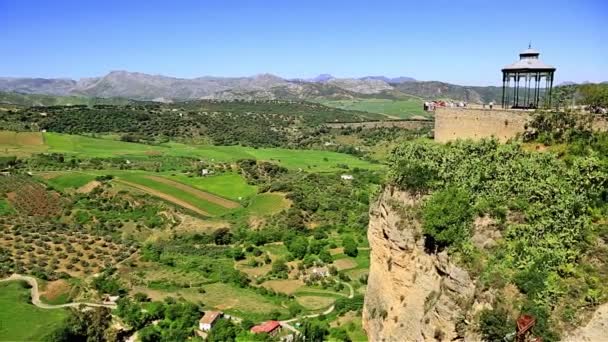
{"left": 363, "top": 187, "right": 478, "bottom": 342}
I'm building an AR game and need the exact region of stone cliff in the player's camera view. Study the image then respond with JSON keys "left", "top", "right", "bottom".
{"left": 363, "top": 187, "right": 479, "bottom": 342}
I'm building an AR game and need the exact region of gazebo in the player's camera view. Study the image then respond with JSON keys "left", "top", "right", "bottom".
{"left": 501, "top": 45, "right": 556, "bottom": 109}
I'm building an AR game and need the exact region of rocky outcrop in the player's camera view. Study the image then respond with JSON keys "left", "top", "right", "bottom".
{"left": 363, "top": 187, "right": 478, "bottom": 342}
{"left": 564, "top": 303, "right": 608, "bottom": 342}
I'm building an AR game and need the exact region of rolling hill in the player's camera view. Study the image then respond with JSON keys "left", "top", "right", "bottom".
{"left": 1, "top": 71, "right": 500, "bottom": 104}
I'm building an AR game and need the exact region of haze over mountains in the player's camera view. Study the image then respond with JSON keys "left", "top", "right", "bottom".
{"left": 1, "top": 71, "right": 505, "bottom": 103}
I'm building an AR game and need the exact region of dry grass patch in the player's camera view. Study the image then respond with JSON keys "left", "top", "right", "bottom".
{"left": 296, "top": 295, "right": 335, "bottom": 310}
{"left": 237, "top": 262, "right": 271, "bottom": 278}
{"left": 262, "top": 279, "right": 304, "bottom": 295}
{"left": 77, "top": 180, "right": 101, "bottom": 194}
{"left": 329, "top": 247, "right": 344, "bottom": 255}
{"left": 40, "top": 280, "right": 71, "bottom": 303}
{"left": 334, "top": 258, "right": 357, "bottom": 271}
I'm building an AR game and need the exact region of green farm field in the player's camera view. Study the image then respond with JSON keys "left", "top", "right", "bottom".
{"left": 87, "top": 170, "right": 240, "bottom": 217}
{"left": 0, "top": 281, "right": 68, "bottom": 342}
{"left": 320, "top": 98, "right": 429, "bottom": 119}
{"left": 0, "top": 132, "right": 382, "bottom": 172}
{"left": 45, "top": 172, "right": 97, "bottom": 191}
{"left": 166, "top": 173, "right": 257, "bottom": 200}
{"left": 247, "top": 193, "right": 291, "bottom": 216}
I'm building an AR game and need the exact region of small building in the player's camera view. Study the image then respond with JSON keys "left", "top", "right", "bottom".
{"left": 340, "top": 174, "right": 354, "bottom": 180}
{"left": 199, "top": 311, "right": 223, "bottom": 332}
{"left": 311, "top": 266, "right": 329, "bottom": 277}
{"left": 251, "top": 320, "right": 281, "bottom": 336}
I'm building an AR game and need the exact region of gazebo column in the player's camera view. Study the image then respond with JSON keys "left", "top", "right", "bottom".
{"left": 534, "top": 73, "right": 540, "bottom": 108}
{"left": 513, "top": 72, "right": 519, "bottom": 108}
{"left": 548, "top": 72, "right": 554, "bottom": 108}
{"left": 501, "top": 73, "right": 506, "bottom": 109}
{"left": 524, "top": 74, "right": 530, "bottom": 108}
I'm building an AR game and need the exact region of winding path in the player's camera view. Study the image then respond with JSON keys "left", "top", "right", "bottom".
{"left": 280, "top": 280, "right": 354, "bottom": 333}
{"left": 0, "top": 274, "right": 116, "bottom": 309}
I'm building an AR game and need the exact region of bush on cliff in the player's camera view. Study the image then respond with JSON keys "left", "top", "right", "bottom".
{"left": 422, "top": 186, "right": 473, "bottom": 248}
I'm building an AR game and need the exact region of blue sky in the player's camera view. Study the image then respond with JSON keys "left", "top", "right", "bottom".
{"left": 0, "top": 0, "right": 606, "bottom": 85}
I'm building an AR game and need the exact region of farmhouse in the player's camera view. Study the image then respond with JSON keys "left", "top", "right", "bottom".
{"left": 250, "top": 320, "right": 281, "bottom": 336}
{"left": 340, "top": 174, "right": 354, "bottom": 180}
{"left": 199, "top": 311, "right": 223, "bottom": 331}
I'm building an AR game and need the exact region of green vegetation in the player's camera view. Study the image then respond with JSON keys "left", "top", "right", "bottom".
{"left": 388, "top": 118, "right": 608, "bottom": 339}
{"left": 0, "top": 198, "right": 14, "bottom": 215}
{"left": 39, "top": 132, "right": 381, "bottom": 172}
{"left": 0, "top": 281, "right": 68, "bottom": 341}
{"left": 320, "top": 98, "right": 429, "bottom": 119}
{"left": 167, "top": 173, "right": 257, "bottom": 200}
{"left": 422, "top": 186, "right": 473, "bottom": 248}
{"left": 247, "top": 193, "right": 290, "bottom": 215}
{"left": 45, "top": 172, "right": 96, "bottom": 190}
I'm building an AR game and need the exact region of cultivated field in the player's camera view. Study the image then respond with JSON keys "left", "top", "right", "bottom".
{"left": 36, "top": 132, "right": 382, "bottom": 171}
{"left": 320, "top": 98, "right": 429, "bottom": 119}
{"left": 0, "top": 131, "right": 47, "bottom": 156}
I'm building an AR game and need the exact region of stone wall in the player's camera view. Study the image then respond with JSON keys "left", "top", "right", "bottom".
{"left": 435, "top": 108, "right": 608, "bottom": 143}
{"left": 434, "top": 108, "right": 530, "bottom": 143}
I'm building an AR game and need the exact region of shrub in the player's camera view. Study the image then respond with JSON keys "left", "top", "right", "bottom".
{"left": 422, "top": 186, "right": 473, "bottom": 249}
{"left": 479, "top": 308, "right": 514, "bottom": 342}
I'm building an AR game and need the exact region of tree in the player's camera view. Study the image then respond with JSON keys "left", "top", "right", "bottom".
{"left": 422, "top": 186, "right": 472, "bottom": 249}
{"left": 319, "top": 249, "right": 333, "bottom": 264}
{"left": 46, "top": 307, "right": 112, "bottom": 342}
{"left": 213, "top": 228, "right": 232, "bottom": 245}
{"left": 342, "top": 236, "right": 358, "bottom": 257}
{"left": 287, "top": 236, "right": 309, "bottom": 259}
{"left": 271, "top": 258, "right": 289, "bottom": 276}
{"left": 297, "top": 319, "right": 329, "bottom": 342}
{"left": 208, "top": 319, "right": 241, "bottom": 342}
{"left": 138, "top": 326, "right": 161, "bottom": 342}
{"left": 479, "top": 308, "right": 514, "bottom": 342}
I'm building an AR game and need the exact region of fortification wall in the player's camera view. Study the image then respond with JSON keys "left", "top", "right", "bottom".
{"left": 435, "top": 108, "right": 608, "bottom": 143}
{"left": 325, "top": 120, "right": 433, "bottom": 130}
{"left": 435, "top": 108, "right": 531, "bottom": 142}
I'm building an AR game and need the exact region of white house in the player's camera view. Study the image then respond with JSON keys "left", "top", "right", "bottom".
{"left": 199, "top": 311, "right": 222, "bottom": 331}
{"left": 340, "top": 174, "right": 354, "bottom": 180}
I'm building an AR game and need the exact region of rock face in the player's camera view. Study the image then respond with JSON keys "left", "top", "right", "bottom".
{"left": 363, "top": 187, "right": 476, "bottom": 342}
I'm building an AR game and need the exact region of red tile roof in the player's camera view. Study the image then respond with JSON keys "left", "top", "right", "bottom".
{"left": 200, "top": 311, "right": 222, "bottom": 325}
{"left": 250, "top": 320, "right": 281, "bottom": 333}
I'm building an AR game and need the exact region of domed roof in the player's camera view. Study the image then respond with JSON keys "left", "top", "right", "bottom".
{"left": 502, "top": 45, "right": 555, "bottom": 72}
{"left": 519, "top": 47, "right": 540, "bottom": 57}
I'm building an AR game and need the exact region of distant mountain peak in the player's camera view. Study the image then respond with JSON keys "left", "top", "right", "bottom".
{"left": 360, "top": 76, "right": 416, "bottom": 84}
{"left": 309, "top": 74, "right": 335, "bottom": 83}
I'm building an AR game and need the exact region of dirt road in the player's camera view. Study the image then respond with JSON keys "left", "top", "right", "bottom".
{"left": 0, "top": 274, "right": 116, "bottom": 309}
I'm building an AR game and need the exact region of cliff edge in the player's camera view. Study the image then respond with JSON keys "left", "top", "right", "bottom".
{"left": 362, "top": 187, "right": 479, "bottom": 342}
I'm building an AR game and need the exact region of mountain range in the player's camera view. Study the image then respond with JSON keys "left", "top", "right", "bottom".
{"left": 0, "top": 71, "right": 504, "bottom": 103}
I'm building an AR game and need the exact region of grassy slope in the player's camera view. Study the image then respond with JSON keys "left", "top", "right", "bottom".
{"left": 166, "top": 173, "right": 257, "bottom": 200}
{"left": 90, "top": 170, "right": 235, "bottom": 216}
{"left": 46, "top": 172, "right": 96, "bottom": 190}
{"left": 247, "top": 193, "right": 290, "bottom": 216}
{"left": 0, "top": 281, "right": 67, "bottom": 341}
{"left": 320, "top": 98, "right": 429, "bottom": 119}
{"left": 42, "top": 133, "right": 382, "bottom": 171}
{"left": 0, "top": 198, "right": 15, "bottom": 215}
